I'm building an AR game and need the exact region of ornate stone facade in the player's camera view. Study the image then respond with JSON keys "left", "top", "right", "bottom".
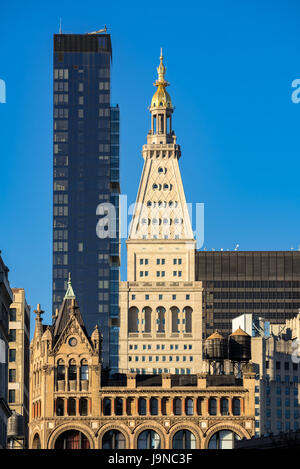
{"left": 29, "top": 282, "right": 255, "bottom": 449}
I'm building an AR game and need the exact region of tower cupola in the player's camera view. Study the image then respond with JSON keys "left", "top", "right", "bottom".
{"left": 149, "top": 49, "right": 174, "bottom": 144}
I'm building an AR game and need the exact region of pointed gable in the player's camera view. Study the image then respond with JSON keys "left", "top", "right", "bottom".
{"left": 53, "top": 297, "right": 86, "bottom": 340}
{"left": 52, "top": 275, "right": 86, "bottom": 341}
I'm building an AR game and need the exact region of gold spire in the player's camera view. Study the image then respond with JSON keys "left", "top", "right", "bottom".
{"left": 156, "top": 48, "right": 167, "bottom": 84}
{"left": 150, "top": 49, "right": 173, "bottom": 110}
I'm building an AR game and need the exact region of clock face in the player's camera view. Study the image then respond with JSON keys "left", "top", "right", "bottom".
{"left": 68, "top": 337, "right": 77, "bottom": 347}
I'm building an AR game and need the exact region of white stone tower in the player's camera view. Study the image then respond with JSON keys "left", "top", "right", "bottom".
{"left": 119, "top": 51, "right": 203, "bottom": 374}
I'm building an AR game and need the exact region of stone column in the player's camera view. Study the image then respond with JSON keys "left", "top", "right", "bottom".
{"left": 193, "top": 397, "right": 197, "bottom": 416}
{"left": 111, "top": 397, "right": 115, "bottom": 416}
{"left": 65, "top": 398, "right": 68, "bottom": 416}
{"left": 158, "top": 398, "right": 162, "bottom": 416}
{"left": 217, "top": 397, "right": 221, "bottom": 415}
{"left": 229, "top": 398, "right": 233, "bottom": 415}
{"left": 147, "top": 398, "right": 151, "bottom": 415}
{"left": 241, "top": 398, "right": 245, "bottom": 415}
{"left": 76, "top": 365, "right": 80, "bottom": 391}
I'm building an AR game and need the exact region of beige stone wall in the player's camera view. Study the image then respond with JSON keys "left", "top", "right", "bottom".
{"left": 29, "top": 372, "right": 255, "bottom": 449}
{"left": 7, "top": 288, "right": 30, "bottom": 448}
{"left": 119, "top": 279, "right": 203, "bottom": 374}
{"left": 28, "top": 314, "right": 101, "bottom": 449}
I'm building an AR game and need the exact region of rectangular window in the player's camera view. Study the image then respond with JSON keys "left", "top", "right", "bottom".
{"left": 8, "top": 390, "right": 15, "bottom": 403}
{"left": 9, "top": 369, "right": 16, "bottom": 383}
{"left": 9, "top": 349, "right": 16, "bottom": 362}
{"left": 9, "top": 308, "right": 16, "bottom": 321}
{"left": 9, "top": 330, "right": 16, "bottom": 342}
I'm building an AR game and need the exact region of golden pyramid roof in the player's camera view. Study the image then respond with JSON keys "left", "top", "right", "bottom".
{"left": 230, "top": 327, "right": 250, "bottom": 337}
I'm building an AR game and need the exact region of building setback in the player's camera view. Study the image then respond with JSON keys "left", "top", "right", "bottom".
{"left": 52, "top": 33, "right": 120, "bottom": 372}
{"left": 196, "top": 251, "right": 300, "bottom": 337}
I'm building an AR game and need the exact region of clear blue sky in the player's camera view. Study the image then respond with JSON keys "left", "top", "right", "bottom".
{"left": 1, "top": 0, "right": 300, "bottom": 329}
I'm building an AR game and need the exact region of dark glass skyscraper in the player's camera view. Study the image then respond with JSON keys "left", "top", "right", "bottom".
{"left": 53, "top": 33, "right": 120, "bottom": 372}
{"left": 196, "top": 251, "right": 300, "bottom": 338}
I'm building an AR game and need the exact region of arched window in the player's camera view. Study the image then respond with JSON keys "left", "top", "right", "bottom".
{"left": 115, "top": 397, "right": 123, "bottom": 416}
{"left": 57, "top": 359, "right": 65, "bottom": 381}
{"left": 68, "top": 360, "right": 77, "bottom": 381}
{"left": 56, "top": 398, "right": 64, "bottom": 416}
{"left": 221, "top": 398, "right": 229, "bottom": 416}
{"left": 232, "top": 398, "right": 241, "bottom": 416}
{"left": 185, "top": 398, "right": 194, "bottom": 416}
{"left": 68, "top": 398, "right": 76, "bottom": 416}
{"left": 138, "top": 398, "right": 147, "bottom": 416}
{"left": 174, "top": 398, "right": 182, "bottom": 416}
{"left": 173, "top": 430, "right": 196, "bottom": 449}
{"left": 80, "top": 360, "right": 88, "bottom": 381}
{"left": 143, "top": 307, "right": 152, "bottom": 333}
{"left": 102, "top": 430, "right": 126, "bottom": 449}
{"left": 171, "top": 307, "right": 179, "bottom": 333}
{"left": 208, "top": 430, "right": 241, "bottom": 449}
{"left": 156, "top": 307, "right": 165, "bottom": 333}
{"left": 79, "top": 398, "right": 88, "bottom": 416}
{"left": 137, "top": 430, "right": 161, "bottom": 449}
{"left": 128, "top": 307, "right": 139, "bottom": 333}
{"left": 209, "top": 398, "right": 217, "bottom": 416}
{"left": 103, "top": 398, "right": 111, "bottom": 416}
{"left": 183, "top": 307, "right": 192, "bottom": 333}
{"left": 150, "top": 398, "right": 158, "bottom": 416}
{"left": 54, "top": 430, "right": 90, "bottom": 449}
{"left": 32, "top": 433, "right": 41, "bottom": 449}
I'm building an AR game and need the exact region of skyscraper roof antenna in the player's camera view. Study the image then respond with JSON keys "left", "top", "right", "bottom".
{"left": 59, "top": 18, "right": 62, "bottom": 34}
